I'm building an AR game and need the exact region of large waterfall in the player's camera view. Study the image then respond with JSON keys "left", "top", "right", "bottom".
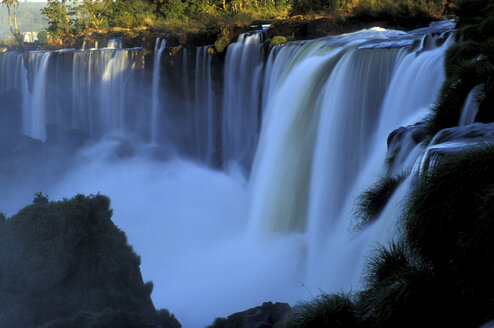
{"left": 0, "top": 21, "right": 456, "bottom": 327}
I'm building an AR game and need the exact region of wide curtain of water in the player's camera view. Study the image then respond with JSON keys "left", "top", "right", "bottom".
{"left": 0, "top": 21, "right": 456, "bottom": 327}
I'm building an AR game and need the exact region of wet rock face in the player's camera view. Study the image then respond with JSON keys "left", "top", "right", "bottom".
{"left": 207, "top": 302, "right": 291, "bottom": 328}
{"left": 0, "top": 194, "right": 180, "bottom": 328}
{"left": 416, "top": 122, "right": 494, "bottom": 176}
{"left": 385, "top": 122, "right": 426, "bottom": 173}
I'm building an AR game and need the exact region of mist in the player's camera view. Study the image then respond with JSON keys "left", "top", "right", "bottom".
{"left": 0, "top": 136, "right": 309, "bottom": 327}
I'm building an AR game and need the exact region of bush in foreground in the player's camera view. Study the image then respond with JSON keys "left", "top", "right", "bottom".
{"left": 0, "top": 193, "right": 180, "bottom": 328}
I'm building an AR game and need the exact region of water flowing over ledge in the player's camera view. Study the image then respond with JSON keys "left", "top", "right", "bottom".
{"left": 0, "top": 20, "right": 466, "bottom": 328}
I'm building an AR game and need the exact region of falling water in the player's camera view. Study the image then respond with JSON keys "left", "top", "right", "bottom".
{"left": 249, "top": 22, "right": 455, "bottom": 292}
{"left": 193, "top": 46, "right": 217, "bottom": 165}
{"left": 0, "top": 52, "right": 25, "bottom": 94}
{"left": 459, "top": 84, "right": 484, "bottom": 126}
{"left": 222, "top": 31, "right": 266, "bottom": 172}
{"left": 0, "top": 20, "right": 461, "bottom": 328}
{"left": 24, "top": 51, "right": 51, "bottom": 141}
{"left": 151, "top": 38, "right": 167, "bottom": 144}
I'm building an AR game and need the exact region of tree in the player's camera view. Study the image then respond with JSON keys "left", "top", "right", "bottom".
{"left": 41, "top": 0, "right": 75, "bottom": 39}
{"left": 74, "top": 0, "right": 113, "bottom": 30}
{"left": 1, "top": 0, "right": 20, "bottom": 41}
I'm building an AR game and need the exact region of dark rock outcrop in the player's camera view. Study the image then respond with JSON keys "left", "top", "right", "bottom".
{"left": 0, "top": 194, "right": 180, "bottom": 328}
{"left": 207, "top": 302, "right": 291, "bottom": 328}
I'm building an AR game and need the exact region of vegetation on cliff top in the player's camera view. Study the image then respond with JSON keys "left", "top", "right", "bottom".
{"left": 35, "top": 0, "right": 457, "bottom": 47}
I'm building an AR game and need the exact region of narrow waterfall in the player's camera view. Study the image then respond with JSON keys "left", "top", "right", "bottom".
{"left": 0, "top": 52, "right": 26, "bottom": 95}
{"left": 222, "top": 31, "right": 266, "bottom": 172}
{"left": 459, "top": 84, "right": 484, "bottom": 126}
{"left": 193, "top": 46, "right": 217, "bottom": 165}
{"left": 151, "top": 38, "right": 167, "bottom": 144}
{"left": 24, "top": 52, "right": 51, "bottom": 141}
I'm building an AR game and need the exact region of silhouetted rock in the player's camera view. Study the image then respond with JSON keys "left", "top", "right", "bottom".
{"left": 207, "top": 302, "right": 291, "bottom": 328}
{"left": 0, "top": 194, "right": 180, "bottom": 328}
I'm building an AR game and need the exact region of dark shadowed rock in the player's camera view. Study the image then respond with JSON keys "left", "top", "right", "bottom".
{"left": 207, "top": 302, "right": 291, "bottom": 328}
{"left": 0, "top": 194, "right": 180, "bottom": 328}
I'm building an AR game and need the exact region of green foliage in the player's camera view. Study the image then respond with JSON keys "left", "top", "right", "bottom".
{"left": 73, "top": 0, "right": 113, "bottom": 31}
{"left": 425, "top": 0, "right": 494, "bottom": 138}
{"left": 357, "top": 144, "right": 494, "bottom": 328}
{"left": 265, "top": 35, "right": 295, "bottom": 52}
{"left": 0, "top": 193, "right": 179, "bottom": 328}
{"left": 279, "top": 293, "right": 361, "bottom": 328}
{"left": 37, "top": 0, "right": 455, "bottom": 43}
{"left": 37, "top": 30, "right": 48, "bottom": 44}
{"left": 291, "top": 0, "right": 349, "bottom": 14}
{"left": 33, "top": 191, "right": 49, "bottom": 204}
{"left": 352, "top": 0, "right": 447, "bottom": 20}
{"left": 404, "top": 144, "right": 494, "bottom": 276}
{"left": 356, "top": 173, "right": 406, "bottom": 226}
{"left": 110, "top": 0, "right": 157, "bottom": 28}
{"left": 41, "top": 0, "right": 76, "bottom": 43}
{"left": 159, "top": 0, "right": 189, "bottom": 21}
{"left": 214, "top": 34, "right": 230, "bottom": 52}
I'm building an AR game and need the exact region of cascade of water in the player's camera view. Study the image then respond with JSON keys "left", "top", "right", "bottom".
{"left": 0, "top": 52, "right": 26, "bottom": 94}
{"left": 9, "top": 46, "right": 143, "bottom": 141}
{"left": 193, "top": 46, "right": 216, "bottom": 165}
{"left": 222, "top": 31, "right": 266, "bottom": 173}
{"left": 70, "top": 48, "right": 140, "bottom": 136}
{"left": 23, "top": 51, "right": 51, "bottom": 141}
{"left": 459, "top": 84, "right": 484, "bottom": 126}
{"left": 151, "top": 38, "right": 167, "bottom": 144}
{"left": 248, "top": 22, "right": 456, "bottom": 292}
{"left": 107, "top": 38, "right": 123, "bottom": 49}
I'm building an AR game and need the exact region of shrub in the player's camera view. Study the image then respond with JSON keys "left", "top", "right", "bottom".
{"left": 401, "top": 144, "right": 494, "bottom": 326}
{"left": 424, "top": 0, "right": 494, "bottom": 138}
{"left": 0, "top": 193, "right": 179, "bottom": 328}
{"left": 280, "top": 293, "right": 361, "bottom": 328}
{"left": 214, "top": 34, "right": 230, "bottom": 53}
{"left": 355, "top": 173, "right": 406, "bottom": 226}
{"left": 38, "top": 30, "right": 48, "bottom": 44}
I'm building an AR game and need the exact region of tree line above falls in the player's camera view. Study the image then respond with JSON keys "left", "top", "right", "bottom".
{"left": 1, "top": 0, "right": 459, "bottom": 49}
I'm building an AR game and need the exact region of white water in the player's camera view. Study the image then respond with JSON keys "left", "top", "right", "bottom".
{"left": 193, "top": 46, "right": 217, "bottom": 164}
{"left": 249, "top": 25, "right": 454, "bottom": 293}
{"left": 459, "top": 84, "right": 484, "bottom": 126}
{"left": 0, "top": 21, "right": 458, "bottom": 328}
{"left": 151, "top": 38, "right": 167, "bottom": 144}
{"left": 24, "top": 52, "right": 51, "bottom": 141}
{"left": 222, "top": 31, "right": 266, "bottom": 172}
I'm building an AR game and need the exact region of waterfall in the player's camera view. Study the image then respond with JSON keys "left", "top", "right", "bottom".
{"left": 0, "top": 20, "right": 463, "bottom": 328}
{"left": 8, "top": 46, "right": 143, "bottom": 142}
{"left": 459, "top": 84, "right": 484, "bottom": 126}
{"left": 0, "top": 52, "right": 26, "bottom": 95}
{"left": 249, "top": 22, "right": 455, "bottom": 291}
{"left": 222, "top": 31, "right": 266, "bottom": 172}
{"left": 193, "top": 46, "right": 217, "bottom": 165}
{"left": 151, "top": 38, "right": 167, "bottom": 144}
{"left": 24, "top": 51, "right": 51, "bottom": 141}
{"left": 107, "top": 38, "right": 123, "bottom": 49}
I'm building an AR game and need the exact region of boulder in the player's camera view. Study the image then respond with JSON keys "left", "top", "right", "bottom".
{"left": 207, "top": 302, "right": 291, "bottom": 328}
